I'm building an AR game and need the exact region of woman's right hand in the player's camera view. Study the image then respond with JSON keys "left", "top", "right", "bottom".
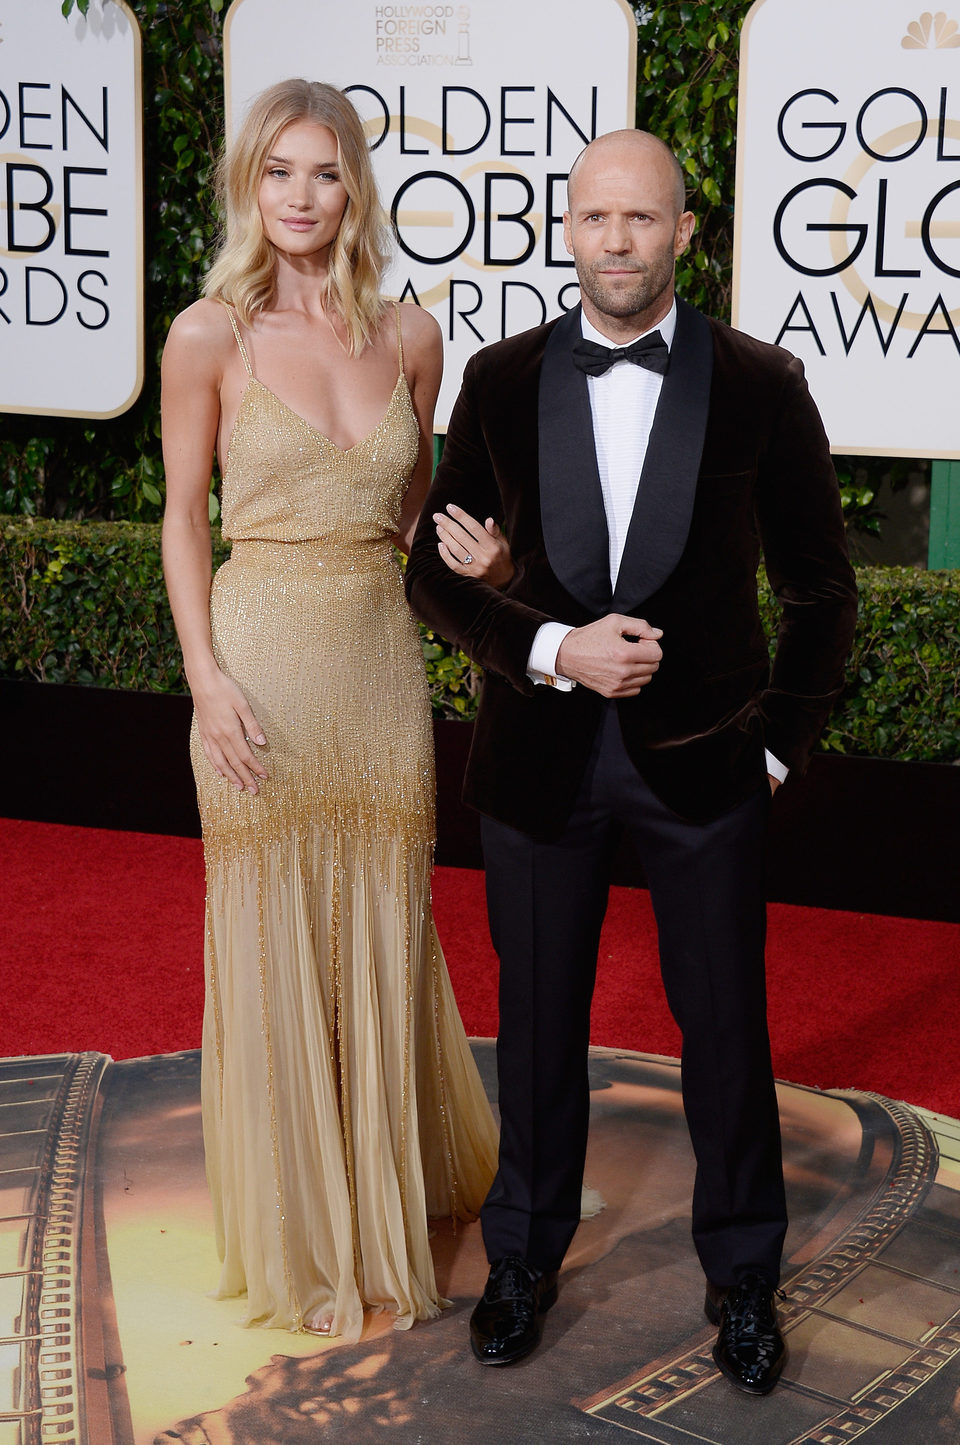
{"left": 191, "top": 667, "right": 269, "bottom": 795}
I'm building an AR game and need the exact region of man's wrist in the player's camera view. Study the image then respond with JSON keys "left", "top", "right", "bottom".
{"left": 527, "top": 621, "right": 576, "bottom": 689}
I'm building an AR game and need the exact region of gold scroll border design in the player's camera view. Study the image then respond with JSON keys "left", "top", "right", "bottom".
{"left": 20, "top": 1052, "right": 111, "bottom": 1445}
{"left": 579, "top": 1089, "right": 960, "bottom": 1439}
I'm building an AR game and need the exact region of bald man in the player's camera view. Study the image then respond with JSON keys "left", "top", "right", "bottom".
{"left": 406, "top": 131, "right": 856, "bottom": 1391}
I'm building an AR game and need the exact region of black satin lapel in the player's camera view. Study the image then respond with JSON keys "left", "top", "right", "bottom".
{"left": 612, "top": 300, "right": 714, "bottom": 611}
{"left": 539, "top": 306, "right": 612, "bottom": 614}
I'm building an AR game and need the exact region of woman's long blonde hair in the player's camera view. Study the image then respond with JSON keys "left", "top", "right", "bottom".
{"left": 203, "top": 79, "right": 390, "bottom": 353}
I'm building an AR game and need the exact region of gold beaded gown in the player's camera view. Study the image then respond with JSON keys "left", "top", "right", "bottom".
{"left": 191, "top": 305, "right": 498, "bottom": 1340}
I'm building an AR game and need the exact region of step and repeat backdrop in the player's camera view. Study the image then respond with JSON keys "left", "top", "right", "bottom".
{"left": 2, "top": 0, "right": 958, "bottom": 453}
{"left": 1, "top": 0, "right": 635, "bottom": 428}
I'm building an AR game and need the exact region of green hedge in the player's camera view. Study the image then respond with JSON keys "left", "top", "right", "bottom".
{"left": 806, "top": 569, "right": 960, "bottom": 762}
{"left": 2, "top": 517, "right": 958, "bottom": 759}
{"left": 0, "top": 518, "right": 224, "bottom": 693}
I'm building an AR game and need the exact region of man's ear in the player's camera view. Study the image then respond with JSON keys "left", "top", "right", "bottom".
{"left": 562, "top": 211, "right": 574, "bottom": 257}
{"left": 675, "top": 210, "right": 696, "bottom": 258}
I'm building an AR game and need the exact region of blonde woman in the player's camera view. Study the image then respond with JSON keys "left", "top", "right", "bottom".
{"left": 161, "top": 79, "right": 500, "bottom": 1341}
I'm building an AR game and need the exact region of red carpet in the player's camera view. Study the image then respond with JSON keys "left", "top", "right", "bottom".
{"left": 2, "top": 817, "right": 957, "bottom": 1116}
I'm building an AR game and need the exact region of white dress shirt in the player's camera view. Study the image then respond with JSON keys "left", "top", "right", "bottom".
{"left": 526, "top": 304, "right": 788, "bottom": 784}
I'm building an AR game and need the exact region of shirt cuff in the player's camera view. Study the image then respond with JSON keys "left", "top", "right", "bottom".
{"left": 764, "top": 750, "right": 789, "bottom": 784}
{"left": 527, "top": 622, "right": 576, "bottom": 690}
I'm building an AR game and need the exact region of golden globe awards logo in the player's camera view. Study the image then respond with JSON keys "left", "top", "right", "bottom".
{"left": 735, "top": 0, "right": 960, "bottom": 459}
{"left": 224, "top": 0, "right": 637, "bottom": 427}
{"left": 344, "top": 80, "right": 595, "bottom": 317}
{"left": 0, "top": 78, "right": 113, "bottom": 332}
{"left": 0, "top": 0, "right": 143, "bottom": 419}
{"left": 772, "top": 85, "right": 960, "bottom": 359}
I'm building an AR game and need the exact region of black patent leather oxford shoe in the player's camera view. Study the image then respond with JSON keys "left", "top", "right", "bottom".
{"left": 469, "top": 1256, "right": 559, "bottom": 1365}
{"left": 705, "top": 1273, "right": 786, "bottom": 1395}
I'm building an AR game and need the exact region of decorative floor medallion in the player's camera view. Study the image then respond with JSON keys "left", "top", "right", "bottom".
{"left": 1, "top": 1047, "right": 958, "bottom": 1444}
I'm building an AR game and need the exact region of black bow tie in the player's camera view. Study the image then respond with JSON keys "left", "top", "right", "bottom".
{"left": 572, "top": 331, "right": 670, "bottom": 377}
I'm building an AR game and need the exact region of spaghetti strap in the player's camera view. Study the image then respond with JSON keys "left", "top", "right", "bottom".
{"left": 393, "top": 300, "right": 404, "bottom": 376}
{"left": 224, "top": 304, "right": 254, "bottom": 379}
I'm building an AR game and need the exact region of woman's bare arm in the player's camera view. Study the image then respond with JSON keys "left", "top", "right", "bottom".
{"left": 391, "top": 303, "right": 443, "bottom": 557}
{"left": 161, "top": 301, "right": 269, "bottom": 794}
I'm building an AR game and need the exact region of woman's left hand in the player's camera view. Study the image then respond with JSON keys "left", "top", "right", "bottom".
{"left": 434, "top": 503, "right": 515, "bottom": 588}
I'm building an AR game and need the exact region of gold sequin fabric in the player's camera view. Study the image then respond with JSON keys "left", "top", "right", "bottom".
{"left": 192, "top": 313, "right": 498, "bottom": 1340}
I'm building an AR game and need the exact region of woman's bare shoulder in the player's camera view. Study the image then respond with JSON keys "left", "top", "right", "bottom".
{"left": 166, "top": 296, "right": 236, "bottom": 349}
{"left": 396, "top": 299, "right": 440, "bottom": 340}
{"left": 163, "top": 299, "right": 239, "bottom": 384}
{"left": 395, "top": 299, "right": 442, "bottom": 365}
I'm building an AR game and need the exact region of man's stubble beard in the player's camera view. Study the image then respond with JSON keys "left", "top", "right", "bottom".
{"left": 575, "top": 251, "right": 675, "bottom": 324}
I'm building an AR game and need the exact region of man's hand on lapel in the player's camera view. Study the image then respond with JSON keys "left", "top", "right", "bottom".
{"left": 557, "top": 615, "right": 663, "bottom": 698}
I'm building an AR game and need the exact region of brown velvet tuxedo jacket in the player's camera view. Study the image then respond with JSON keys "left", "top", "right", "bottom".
{"left": 405, "top": 300, "right": 857, "bottom": 833}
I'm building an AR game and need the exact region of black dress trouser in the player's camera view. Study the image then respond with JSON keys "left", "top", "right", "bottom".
{"left": 479, "top": 702, "right": 787, "bottom": 1288}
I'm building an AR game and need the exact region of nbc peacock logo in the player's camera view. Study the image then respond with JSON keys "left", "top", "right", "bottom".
{"left": 902, "top": 10, "right": 960, "bottom": 47}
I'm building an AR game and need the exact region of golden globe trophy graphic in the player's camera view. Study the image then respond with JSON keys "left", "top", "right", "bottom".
{"left": 456, "top": 5, "right": 472, "bottom": 65}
